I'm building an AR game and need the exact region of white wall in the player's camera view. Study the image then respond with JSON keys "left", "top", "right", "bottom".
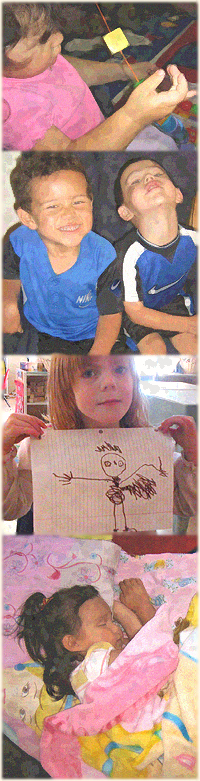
{"left": 3, "top": 151, "right": 20, "bottom": 234}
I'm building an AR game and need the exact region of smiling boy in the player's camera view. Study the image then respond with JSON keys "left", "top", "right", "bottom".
{"left": 3, "top": 153, "right": 121, "bottom": 354}
{"left": 98, "top": 157, "right": 197, "bottom": 354}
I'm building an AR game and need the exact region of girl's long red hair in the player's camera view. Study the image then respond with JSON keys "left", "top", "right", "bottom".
{"left": 48, "top": 355, "right": 149, "bottom": 430}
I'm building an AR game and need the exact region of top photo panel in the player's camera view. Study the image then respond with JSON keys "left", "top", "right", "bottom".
{"left": 3, "top": 2, "right": 197, "bottom": 152}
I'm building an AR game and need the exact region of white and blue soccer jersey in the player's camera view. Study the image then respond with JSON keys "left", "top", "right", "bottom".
{"left": 123, "top": 227, "right": 197, "bottom": 313}
{"left": 4, "top": 226, "right": 116, "bottom": 341}
{"left": 97, "top": 226, "right": 197, "bottom": 344}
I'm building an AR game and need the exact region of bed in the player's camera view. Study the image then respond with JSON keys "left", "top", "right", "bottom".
{"left": 3, "top": 536, "right": 197, "bottom": 777}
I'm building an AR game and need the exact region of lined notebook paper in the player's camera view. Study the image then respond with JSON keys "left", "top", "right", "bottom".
{"left": 31, "top": 428, "right": 175, "bottom": 535}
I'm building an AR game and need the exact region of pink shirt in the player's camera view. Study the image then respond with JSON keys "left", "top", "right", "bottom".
{"left": 3, "top": 54, "right": 104, "bottom": 150}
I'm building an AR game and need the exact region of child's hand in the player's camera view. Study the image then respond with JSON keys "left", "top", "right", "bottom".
{"left": 125, "top": 64, "right": 196, "bottom": 125}
{"left": 3, "top": 414, "right": 47, "bottom": 456}
{"left": 121, "top": 60, "right": 156, "bottom": 82}
{"left": 157, "top": 416, "right": 197, "bottom": 466}
{"left": 119, "top": 578, "right": 155, "bottom": 625}
{"left": 119, "top": 578, "right": 149, "bottom": 610}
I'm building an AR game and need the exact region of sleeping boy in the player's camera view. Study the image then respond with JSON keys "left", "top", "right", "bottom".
{"left": 3, "top": 152, "right": 121, "bottom": 355}
{"left": 97, "top": 157, "right": 197, "bottom": 354}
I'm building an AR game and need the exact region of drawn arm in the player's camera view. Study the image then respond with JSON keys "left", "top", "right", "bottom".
{"left": 121, "top": 457, "right": 168, "bottom": 483}
{"left": 53, "top": 472, "right": 109, "bottom": 486}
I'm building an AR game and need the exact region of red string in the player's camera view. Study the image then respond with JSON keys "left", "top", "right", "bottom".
{"left": 95, "top": 2, "right": 140, "bottom": 82}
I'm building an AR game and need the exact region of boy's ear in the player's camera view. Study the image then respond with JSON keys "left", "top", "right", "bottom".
{"left": 175, "top": 188, "right": 183, "bottom": 205}
{"left": 62, "top": 634, "right": 81, "bottom": 652}
{"left": 118, "top": 204, "right": 135, "bottom": 222}
{"left": 17, "top": 208, "right": 37, "bottom": 231}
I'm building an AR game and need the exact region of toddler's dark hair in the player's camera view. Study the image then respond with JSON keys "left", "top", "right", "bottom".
{"left": 16, "top": 585, "right": 98, "bottom": 700}
{"left": 3, "top": 3, "right": 59, "bottom": 58}
{"left": 10, "top": 152, "right": 93, "bottom": 213}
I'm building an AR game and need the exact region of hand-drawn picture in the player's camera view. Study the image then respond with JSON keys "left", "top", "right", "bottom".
{"left": 53, "top": 441, "right": 168, "bottom": 532}
{"left": 31, "top": 428, "right": 174, "bottom": 533}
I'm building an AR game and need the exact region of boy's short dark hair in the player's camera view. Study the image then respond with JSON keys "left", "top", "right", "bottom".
{"left": 3, "top": 3, "right": 59, "bottom": 57}
{"left": 10, "top": 152, "right": 93, "bottom": 212}
{"left": 114, "top": 154, "right": 175, "bottom": 209}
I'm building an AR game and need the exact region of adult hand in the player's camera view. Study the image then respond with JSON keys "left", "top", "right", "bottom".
{"left": 157, "top": 415, "right": 197, "bottom": 466}
{"left": 3, "top": 413, "right": 47, "bottom": 456}
{"left": 126, "top": 64, "right": 196, "bottom": 125}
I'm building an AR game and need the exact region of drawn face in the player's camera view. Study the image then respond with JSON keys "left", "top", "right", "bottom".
{"left": 3, "top": 668, "right": 43, "bottom": 726}
{"left": 63, "top": 596, "right": 125, "bottom": 654}
{"left": 101, "top": 452, "right": 126, "bottom": 478}
{"left": 17, "top": 171, "right": 93, "bottom": 255}
{"left": 119, "top": 160, "right": 183, "bottom": 222}
{"left": 73, "top": 357, "right": 134, "bottom": 428}
{"left": 5, "top": 26, "right": 63, "bottom": 77}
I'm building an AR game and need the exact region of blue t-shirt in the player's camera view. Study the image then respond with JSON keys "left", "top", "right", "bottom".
{"left": 9, "top": 227, "right": 116, "bottom": 340}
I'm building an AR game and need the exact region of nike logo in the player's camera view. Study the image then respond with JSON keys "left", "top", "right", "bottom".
{"left": 148, "top": 273, "right": 185, "bottom": 295}
{"left": 111, "top": 280, "right": 121, "bottom": 291}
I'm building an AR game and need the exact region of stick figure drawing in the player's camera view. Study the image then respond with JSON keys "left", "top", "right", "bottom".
{"left": 53, "top": 441, "right": 168, "bottom": 532}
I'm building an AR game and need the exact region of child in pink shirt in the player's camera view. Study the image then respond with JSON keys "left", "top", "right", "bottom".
{"left": 3, "top": 53, "right": 104, "bottom": 150}
{"left": 3, "top": 3, "right": 196, "bottom": 152}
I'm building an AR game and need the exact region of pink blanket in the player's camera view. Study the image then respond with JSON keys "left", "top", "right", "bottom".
{"left": 3, "top": 543, "right": 197, "bottom": 776}
{"left": 40, "top": 606, "right": 179, "bottom": 777}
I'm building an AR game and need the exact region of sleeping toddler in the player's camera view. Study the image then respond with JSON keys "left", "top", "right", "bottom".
{"left": 16, "top": 578, "right": 155, "bottom": 702}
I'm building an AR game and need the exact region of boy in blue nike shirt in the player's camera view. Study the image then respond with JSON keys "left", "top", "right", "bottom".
{"left": 97, "top": 157, "right": 197, "bottom": 354}
{"left": 3, "top": 152, "right": 121, "bottom": 354}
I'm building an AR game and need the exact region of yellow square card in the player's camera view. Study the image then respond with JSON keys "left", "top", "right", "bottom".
{"left": 103, "top": 28, "right": 129, "bottom": 54}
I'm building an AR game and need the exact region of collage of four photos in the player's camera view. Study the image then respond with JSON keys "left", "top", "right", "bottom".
{"left": 2, "top": 2, "right": 198, "bottom": 778}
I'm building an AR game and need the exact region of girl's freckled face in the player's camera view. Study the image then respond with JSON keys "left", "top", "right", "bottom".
{"left": 72, "top": 357, "right": 134, "bottom": 428}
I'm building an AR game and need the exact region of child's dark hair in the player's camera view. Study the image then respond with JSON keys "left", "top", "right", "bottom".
{"left": 3, "top": 3, "right": 59, "bottom": 59}
{"left": 10, "top": 152, "right": 93, "bottom": 213}
{"left": 114, "top": 155, "right": 174, "bottom": 210}
{"left": 16, "top": 585, "right": 98, "bottom": 700}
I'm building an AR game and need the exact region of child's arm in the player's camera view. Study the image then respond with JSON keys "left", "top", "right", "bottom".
{"left": 3, "top": 279, "right": 23, "bottom": 333}
{"left": 34, "top": 66, "right": 196, "bottom": 152}
{"left": 89, "top": 313, "right": 122, "bottom": 354}
{"left": 107, "top": 580, "right": 155, "bottom": 667}
{"left": 125, "top": 300, "right": 198, "bottom": 335}
{"left": 119, "top": 578, "right": 156, "bottom": 626}
{"left": 113, "top": 599, "right": 142, "bottom": 639}
{"left": 63, "top": 56, "right": 155, "bottom": 86}
{"left": 160, "top": 416, "right": 197, "bottom": 527}
{"left": 157, "top": 416, "right": 197, "bottom": 467}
